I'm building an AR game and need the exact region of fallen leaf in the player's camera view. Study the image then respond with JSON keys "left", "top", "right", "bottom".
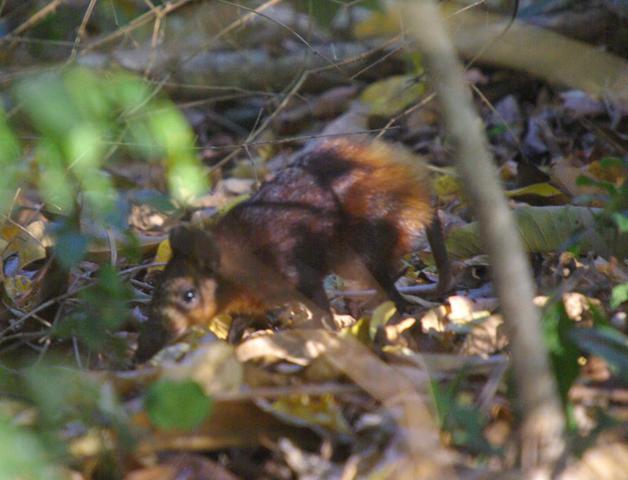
{"left": 370, "top": 301, "right": 397, "bottom": 341}
{"left": 259, "top": 394, "right": 350, "bottom": 434}
{"left": 360, "top": 75, "right": 425, "bottom": 118}
{"left": 459, "top": 315, "right": 508, "bottom": 356}
{"left": 161, "top": 342, "right": 242, "bottom": 396}
{"left": 559, "top": 443, "right": 628, "bottom": 480}
{"left": 446, "top": 206, "right": 628, "bottom": 260}
{"left": 149, "top": 238, "right": 172, "bottom": 273}
{"left": 505, "top": 182, "right": 565, "bottom": 199}
{"left": 560, "top": 90, "right": 606, "bottom": 117}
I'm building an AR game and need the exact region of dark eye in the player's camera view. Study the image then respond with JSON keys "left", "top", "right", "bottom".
{"left": 181, "top": 289, "right": 197, "bottom": 304}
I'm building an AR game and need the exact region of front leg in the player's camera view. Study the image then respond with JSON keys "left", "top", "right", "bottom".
{"left": 227, "top": 314, "right": 254, "bottom": 343}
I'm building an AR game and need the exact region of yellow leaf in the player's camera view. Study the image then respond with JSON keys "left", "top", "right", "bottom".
{"left": 506, "top": 182, "right": 564, "bottom": 198}
{"left": 1, "top": 221, "right": 47, "bottom": 271}
{"left": 433, "top": 174, "right": 462, "bottom": 201}
{"left": 269, "top": 395, "right": 350, "bottom": 433}
{"left": 360, "top": 75, "right": 425, "bottom": 118}
{"left": 3, "top": 274, "right": 33, "bottom": 305}
{"left": 353, "top": 10, "right": 399, "bottom": 39}
{"left": 370, "top": 301, "right": 397, "bottom": 341}
{"left": 345, "top": 316, "right": 371, "bottom": 344}
{"left": 208, "top": 314, "right": 231, "bottom": 341}
{"left": 149, "top": 238, "right": 172, "bottom": 273}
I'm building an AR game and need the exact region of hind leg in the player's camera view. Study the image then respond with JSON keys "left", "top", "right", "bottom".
{"left": 295, "top": 275, "right": 336, "bottom": 330}
{"left": 370, "top": 267, "right": 409, "bottom": 314}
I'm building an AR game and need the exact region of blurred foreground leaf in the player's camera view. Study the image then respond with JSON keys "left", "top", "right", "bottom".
{"left": 0, "top": 418, "right": 61, "bottom": 480}
{"left": 570, "top": 327, "right": 628, "bottom": 383}
{"left": 610, "top": 283, "right": 628, "bottom": 309}
{"left": 542, "top": 302, "right": 581, "bottom": 403}
{"left": 145, "top": 379, "right": 213, "bottom": 431}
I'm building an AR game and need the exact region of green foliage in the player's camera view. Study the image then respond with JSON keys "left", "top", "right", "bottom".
{"left": 0, "top": 66, "right": 207, "bottom": 353}
{"left": 13, "top": 67, "right": 206, "bottom": 214}
{"left": 53, "top": 264, "right": 132, "bottom": 352}
{"left": 19, "top": 364, "right": 132, "bottom": 475}
{"left": 22, "top": 364, "right": 127, "bottom": 430}
{"left": 430, "top": 378, "right": 494, "bottom": 455}
{"left": 610, "top": 283, "right": 628, "bottom": 309}
{"left": 297, "top": 0, "right": 383, "bottom": 29}
{"left": 542, "top": 301, "right": 581, "bottom": 404}
{"left": 570, "top": 326, "right": 628, "bottom": 384}
{"left": 0, "top": 109, "right": 23, "bottom": 214}
{"left": 446, "top": 206, "right": 628, "bottom": 260}
{"left": 145, "top": 379, "right": 213, "bottom": 431}
{"left": 0, "top": 417, "right": 61, "bottom": 480}
{"left": 576, "top": 156, "right": 628, "bottom": 233}
{"left": 2, "top": 66, "right": 207, "bottom": 268}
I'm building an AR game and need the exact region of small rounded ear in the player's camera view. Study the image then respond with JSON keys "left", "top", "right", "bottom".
{"left": 169, "top": 226, "right": 219, "bottom": 271}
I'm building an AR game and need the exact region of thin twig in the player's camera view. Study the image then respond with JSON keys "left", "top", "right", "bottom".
{"left": 67, "top": 0, "right": 99, "bottom": 62}
{"left": 2, "top": 0, "right": 68, "bottom": 44}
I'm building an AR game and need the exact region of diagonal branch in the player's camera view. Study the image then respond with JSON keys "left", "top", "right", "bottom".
{"left": 399, "top": 0, "right": 566, "bottom": 476}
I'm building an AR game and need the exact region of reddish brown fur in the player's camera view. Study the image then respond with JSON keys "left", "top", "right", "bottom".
{"left": 135, "top": 139, "right": 434, "bottom": 361}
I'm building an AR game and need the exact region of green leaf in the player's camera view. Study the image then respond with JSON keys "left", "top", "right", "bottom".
{"left": 145, "top": 379, "right": 213, "bottom": 431}
{"left": 612, "top": 212, "right": 628, "bottom": 233}
{"left": 55, "top": 231, "right": 88, "bottom": 268}
{"left": 307, "top": 0, "right": 342, "bottom": 28}
{"left": 14, "top": 72, "right": 79, "bottom": 138}
{"left": 610, "top": 283, "right": 628, "bottom": 309}
{"left": 569, "top": 327, "right": 628, "bottom": 383}
{"left": 361, "top": 0, "right": 384, "bottom": 11}
{"left": 148, "top": 105, "right": 207, "bottom": 203}
{"left": 505, "top": 182, "right": 564, "bottom": 198}
{"left": 0, "top": 418, "right": 61, "bottom": 480}
{"left": 599, "top": 156, "right": 627, "bottom": 170}
{"left": 576, "top": 175, "right": 616, "bottom": 195}
{"left": 131, "top": 190, "right": 177, "bottom": 213}
{"left": 429, "top": 379, "right": 494, "bottom": 454}
{"left": 360, "top": 74, "right": 425, "bottom": 117}
{"left": 542, "top": 302, "right": 581, "bottom": 403}
{"left": 446, "top": 206, "right": 628, "bottom": 260}
{"left": 24, "top": 366, "right": 101, "bottom": 427}
{"left": 0, "top": 108, "right": 23, "bottom": 213}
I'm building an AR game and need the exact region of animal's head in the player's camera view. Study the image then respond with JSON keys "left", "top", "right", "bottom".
{"left": 134, "top": 226, "right": 222, "bottom": 362}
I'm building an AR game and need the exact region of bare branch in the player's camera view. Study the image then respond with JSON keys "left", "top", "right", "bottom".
{"left": 399, "top": 0, "right": 566, "bottom": 475}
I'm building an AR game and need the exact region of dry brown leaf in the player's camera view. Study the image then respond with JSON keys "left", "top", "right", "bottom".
{"left": 236, "top": 330, "right": 324, "bottom": 366}
{"left": 459, "top": 315, "right": 508, "bottom": 357}
{"left": 594, "top": 257, "right": 628, "bottom": 283}
{"left": 559, "top": 443, "right": 628, "bottom": 480}
{"left": 257, "top": 394, "right": 350, "bottom": 434}
{"left": 135, "top": 400, "right": 315, "bottom": 453}
{"left": 447, "top": 296, "right": 475, "bottom": 324}
{"left": 127, "top": 453, "right": 240, "bottom": 480}
{"left": 160, "top": 342, "right": 242, "bottom": 396}
{"left": 420, "top": 305, "right": 449, "bottom": 333}
{"left": 384, "top": 316, "right": 418, "bottom": 343}
{"left": 287, "top": 330, "right": 455, "bottom": 477}
{"left": 562, "top": 292, "right": 602, "bottom": 322}
{"left": 1, "top": 220, "right": 48, "bottom": 272}
{"left": 549, "top": 156, "right": 595, "bottom": 199}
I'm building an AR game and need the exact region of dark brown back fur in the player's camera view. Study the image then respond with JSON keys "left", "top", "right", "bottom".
{"left": 135, "top": 138, "right": 433, "bottom": 361}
